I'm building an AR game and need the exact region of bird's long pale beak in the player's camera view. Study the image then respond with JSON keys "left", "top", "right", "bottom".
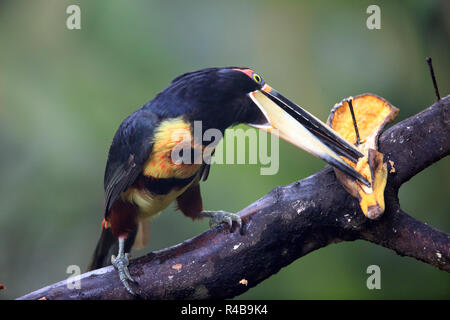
{"left": 248, "top": 84, "right": 371, "bottom": 187}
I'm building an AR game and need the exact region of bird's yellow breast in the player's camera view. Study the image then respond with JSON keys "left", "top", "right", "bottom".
{"left": 143, "top": 117, "right": 202, "bottom": 179}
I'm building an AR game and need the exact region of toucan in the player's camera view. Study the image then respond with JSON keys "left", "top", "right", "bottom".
{"left": 88, "top": 67, "right": 369, "bottom": 295}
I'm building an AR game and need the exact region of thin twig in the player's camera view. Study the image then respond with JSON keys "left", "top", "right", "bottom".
{"left": 346, "top": 98, "right": 361, "bottom": 145}
{"left": 426, "top": 57, "right": 441, "bottom": 102}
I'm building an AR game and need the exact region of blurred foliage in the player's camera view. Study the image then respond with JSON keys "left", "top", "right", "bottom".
{"left": 0, "top": 0, "right": 449, "bottom": 299}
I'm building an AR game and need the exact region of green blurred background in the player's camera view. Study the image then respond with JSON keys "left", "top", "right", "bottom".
{"left": 0, "top": 0, "right": 449, "bottom": 299}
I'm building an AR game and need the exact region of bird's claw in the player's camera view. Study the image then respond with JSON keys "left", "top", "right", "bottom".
{"left": 111, "top": 253, "right": 137, "bottom": 295}
{"left": 200, "top": 210, "right": 242, "bottom": 230}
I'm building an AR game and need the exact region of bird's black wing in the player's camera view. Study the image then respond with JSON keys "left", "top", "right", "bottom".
{"left": 104, "top": 153, "right": 141, "bottom": 215}
{"left": 103, "top": 109, "right": 158, "bottom": 217}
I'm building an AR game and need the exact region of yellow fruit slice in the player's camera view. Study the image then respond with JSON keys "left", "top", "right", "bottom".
{"left": 327, "top": 94, "right": 399, "bottom": 219}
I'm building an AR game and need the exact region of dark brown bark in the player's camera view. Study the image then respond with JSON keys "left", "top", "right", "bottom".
{"left": 18, "top": 96, "right": 450, "bottom": 300}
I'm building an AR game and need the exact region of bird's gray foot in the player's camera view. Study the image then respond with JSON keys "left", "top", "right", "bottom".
{"left": 200, "top": 210, "right": 242, "bottom": 230}
{"left": 112, "top": 238, "right": 137, "bottom": 296}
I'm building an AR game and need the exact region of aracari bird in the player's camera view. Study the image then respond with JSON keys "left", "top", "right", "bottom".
{"left": 88, "top": 67, "right": 369, "bottom": 295}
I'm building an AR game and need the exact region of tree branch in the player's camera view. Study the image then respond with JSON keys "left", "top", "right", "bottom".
{"left": 18, "top": 95, "right": 450, "bottom": 300}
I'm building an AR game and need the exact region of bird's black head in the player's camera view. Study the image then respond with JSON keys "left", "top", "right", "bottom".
{"left": 148, "top": 67, "right": 268, "bottom": 133}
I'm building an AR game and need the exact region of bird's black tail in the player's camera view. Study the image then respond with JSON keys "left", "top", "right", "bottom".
{"left": 87, "top": 227, "right": 137, "bottom": 271}
{"left": 87, "top": 227, "right": 117, "bottom": 271}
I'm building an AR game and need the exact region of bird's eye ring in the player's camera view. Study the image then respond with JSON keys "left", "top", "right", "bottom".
{"left": 252, "top": 73, "right": 262, "bottom": 84}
